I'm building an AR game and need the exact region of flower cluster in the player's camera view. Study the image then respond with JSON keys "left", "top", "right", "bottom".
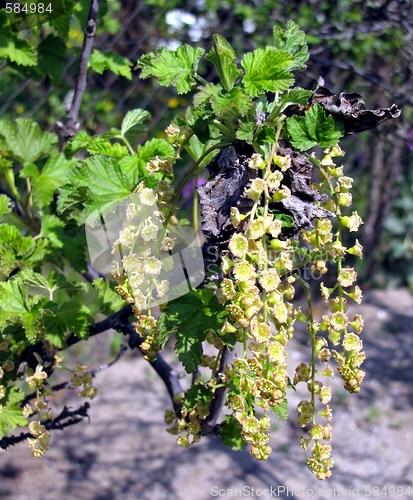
{"left": 71, "top": 364, "right": 98, "bottom": 400}
{"left": 112, "top": 180, "right": 175, "bottom": 360}
{"left": 294, "top": 147, "right": 365, "bottom": 479}
{"left": 216, "top": 151, "right": 299, "bottom": 461}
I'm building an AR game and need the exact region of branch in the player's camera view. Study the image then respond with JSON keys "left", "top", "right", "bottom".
{"left": 201, "top": 346, "right": 234, "bottom": 436}
{"left": 0, "top": 403, "right": 90, "bottom": 450}
{"left": 57, "top": 0, "right": 101, "bottom": 143}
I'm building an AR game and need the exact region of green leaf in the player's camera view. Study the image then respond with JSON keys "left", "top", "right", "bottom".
{"left": 0, "top": 119, "right": 57, "bottom": 165}
{"left": 273, "top": 21, "right": 309, "bottom": 70}
{"left": 37, "top": 34, "right": 67, "bottom": 85}
{"left": 20, "top": 154, "right": 76, "bottom": 208}
{"left": 72, "top": 155, "right": 132, "bottom": 207}
{"left": 183, "top": 384, "right": 213, "bottom": 412}
{"left": 138, "top": 138, "right": 175, "bottom": 163}
{"left": 86, "top": 139, "right": 129, "bottom": 159}
{"left": 0, "top": 13, "right": 37, "bottom": 66}
{"left": 43, "top": 300, "right": 93, "bottom": 347}
{"left": 0, "top": 280, "right": 42, "bottom": 340}
{"left": 39, "top": 215, "right": 87, "bottom": 273}
{"left": 90, "top": 278, "right": 126, "bottom": 317}
{"left": 63, "top": 131, "right": 92, "bottom": 159}
{"left": 158, "top": 290, "right": 227, "bottom": 373}
{"left": 241, "top": 47, "right": 295, "bottom": 97}
{"left": 270, "top": 398, "right": 288, "bottom": 421}
{"left": 0, "top": 387, "right": 27, "bottom": 439}
{"left": 221, "top": 415, "right": 247, "bottom": 450}
{"left": 278, "top": 87, "right": 313, "bottom": 112}
{"left": 118, "top": 155, "right": 142, "bottom": 187}
{"left": 89, "top": 50, "right": 133, "bottom": 80}
{"left": 0, "top": 194, "right": 12, "bottom": 220}
{"left": 137, "top": 45, "right": 205, "bottom": 94}
{"left": 236, "top": 120, "right": 255, "bottom": 142}
{"left": 120, "top": 109, "right": 151, "bottom": 136}
{"left": 285, "top": 104, "right": 344, "bottom": 151}
{"left": 50, "top": 12, "right": 71, "bottom": 40}
{"left": 205, "top": 34, "right": 242, "bottom": 91}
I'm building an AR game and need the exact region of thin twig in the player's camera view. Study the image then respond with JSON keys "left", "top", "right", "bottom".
{"left": 0, "top": 403, "right": 90, "bottom": 450}
{"left": 57, "top": 0, "right": 101, "bottom": 143}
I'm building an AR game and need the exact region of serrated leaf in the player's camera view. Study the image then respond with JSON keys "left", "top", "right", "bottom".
{"left": 20, "top": 154, "right": 76, "bottom": 208}
{"left": 270, "top": 398, "right": 288, "bottom": 421}
{"left": 285, "top": 104, "right": 344, "bottom": 151}
{"left": 221, "top": 415, "right": 247, "bottom": 450}
{"left": 0, "top": 387, "right": 27, "bottom": 439}
{"left": 63, "top": 131, "right": 92, "bottom": 159}
{"left": 236, "top": 120, "right": 255, "bottom": 142}
{"left": 37, "top": 34, "right": 67, "bottom": 85}
{"left": 138, "top": 138, "right": 175, "bottom": 163}
{"left": 90, "top": 278, "right": 126, "bottom": 316}
{"left": 50, "top": 12, "right": 71, "bottom": 39}
{"left": 158, "top": 290, "right": 227, "bottom": 373}
{"left": 183, "top": 385, "right": 213, "bottom": 412}
{"left": 39, "top": 214, "right": 87, "bottom": 272}
{"left": 43, "top": 300, "right": 93, "bottom": 347}
{"left": 273, "top": 21, "right": 309, "bottom": 70}
{"left": 0, "top": 119, "right": 57, "bottom": 165}
{"left": 205, "top": 34, "right": 242, "bottom": 91}
{"left": 0, "top": 194, "right": 12, "bottom": 220}
{"left": 279, "top": 88, "right": 313, "bottom": 112}
{"left": 137, "top": 45, "right": 205, "bottom": 94}
{"left": 120, "top": 109, "right": 151, "bottom": 136}
{"left": 241, "top": 47, "right": 295, "bottom": 97}
{"left": 212, "top": 86, "right": 253, "bottom": 118}
{"left": 89, "top": 49, "right": 133, "bottom": 80}
{"left": 0, "top": 13, "right": 37, "bottom": 67}
{"left": 86, "top": 139, "right": 129, "bottom": 159}
{"left": 0, "top": 280, "right": 42, "bottom": 340}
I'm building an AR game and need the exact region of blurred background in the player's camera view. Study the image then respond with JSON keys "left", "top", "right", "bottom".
{"left": 1, "top": 1, "right": 413, "bottom": 498}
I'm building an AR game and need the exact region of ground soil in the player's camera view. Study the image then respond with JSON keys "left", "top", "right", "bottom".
{"left": 0, "top": 288, "right": 413, "bottom": 500}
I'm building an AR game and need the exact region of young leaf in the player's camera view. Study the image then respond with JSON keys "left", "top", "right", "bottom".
{"left": 241, "top": 47, "right": 295, "bottom": 97}
{"left": 0, "top": 194, "right": 12, "bottom": 220}
{"left": 0, "top": 119, "right": 57, "bottom": 165}
{"left": 278, "top": 87, "right": 313, "bottom": 112}
{"left": 158, "top": 290, "right": 227, "bottom": 373}
{"left": 120, "top": 109, "right": 151, "bottom": 136}
{"left": 286, "top": 104, "right": 344, "bottom": 151}
{"left": 273, "top": 21, "right": 309, "bottom": 70}
{"left": 20, "top": 154, "right": 76, "bottom": 208}
{"left": 137, "top": 138, "right": 175, "bottom": 163}
{"left": 221, "top": 415, "right": 248, "bottom": 450}
{"left": 137, "top": 45, "right": 205, "bottom": 95}
{"left": 90, "top": 278, "right": 126, "bottom": 316}
{"left": 37, "top": 34, "right": 67, "bottom": 85}
{"left": 43, "top": 299, "right": 93, "bottom": 347}
{"left": 86, "top": 139, "right": 129, "bottom": 159}
{"left": 0, "top": 387, "right": 28, "bottom": 439}
{"left": 270, "top": 398, "right": 289, "bottom": 421}
{"left": 89, "top": 50, "right": 133, "bottom": 80}
{"left": 0, "top": 13, "right": 36, "bottom": 67}
{"left": 0, "top": 280, "right": 42, "bottom": 340}
{"left": 205, "top": 34, "right": 242, "bottom": 91}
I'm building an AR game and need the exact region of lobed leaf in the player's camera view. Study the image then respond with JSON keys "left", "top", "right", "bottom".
{"left": 89, "top": 50, "right": 133, "bottom": 80}
{"left": 241, "top": 47, "right": 295, "bottom": 97}
{"left": 273, "top": 21, "right": 309, "bottom": 70}
{"left": 205, "top": 34, "right": 242, "bottom": 91}
{"left": 137, "top": 45, "right": 205, "bottom": 94}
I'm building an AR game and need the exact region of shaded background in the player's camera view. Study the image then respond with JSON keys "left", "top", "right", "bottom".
{"left": 0, "top": 0, "right": 413, "bottom": 497}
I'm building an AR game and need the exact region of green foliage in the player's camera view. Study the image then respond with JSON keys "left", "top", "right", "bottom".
{"left": 137, "top": 45, "right": 205, "bottom": 94}
{"left": 89, "top": 50, "right": 133, "bottom": 80}
{"left": 220, "top": 415, "right": 247, "bottom": 450}
{"left": 159, "top": 289, "right": 227, "bottom": 373}
{"left": 0, "top": 387, "right": 27, "bottom": 440}
{"left": 286, "top": 104, "right": 344, "bottom": 151}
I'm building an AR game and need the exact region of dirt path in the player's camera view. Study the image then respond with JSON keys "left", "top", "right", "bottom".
{"left": 1, "top": 288, "right": 413, "bottom": 500}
